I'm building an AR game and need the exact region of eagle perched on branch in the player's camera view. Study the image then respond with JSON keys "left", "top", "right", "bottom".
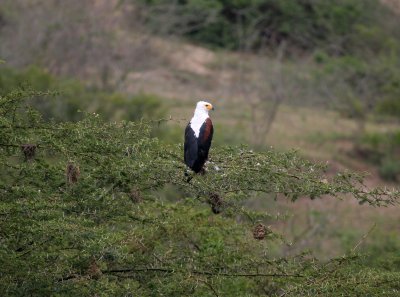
{"left": 184, "top": 101, "right": 214, "bottom": 173}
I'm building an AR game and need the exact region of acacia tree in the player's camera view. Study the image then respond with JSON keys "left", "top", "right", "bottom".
{"left": 0, "top": 89, "right": 399, "bottom": 296}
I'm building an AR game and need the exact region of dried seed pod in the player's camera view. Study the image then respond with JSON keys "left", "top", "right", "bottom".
{"left": 129, "top": 188, "right": 142, "bottom": 203}
{"left": 87, "top": 258, "right": 102, "bottom": 279}
{"left": 253, "top": 223, "right": 267, "bottom": 240}
{"left": 208, "top": 193, "right": 223, "bottom": 214}
{"left": 125, "top": 147, "right": 134, "bottom": 156}
{"left": 21, "top": 144, "right": 37, "bottom": 161}
{"left": 66, "top": 162, "right": 80, "bottom": 184}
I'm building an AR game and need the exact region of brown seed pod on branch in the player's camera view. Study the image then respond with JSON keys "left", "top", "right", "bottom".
{"left": 129, "top": 187, "right": 143, "bottom": 203}
{"left": 208, "top": 193, "right": 223, "bottom": 214}
{"left": 87, "top": 257, "right": 102, "bottom": 279}
{"left": 66, "top": 162, "right": 80, "bottom": 184}
{"left": 20, "top": 144, "right": 37, "bottom": 161}
{"left": 253, "top": 223, "right": 269, "bottom": 240}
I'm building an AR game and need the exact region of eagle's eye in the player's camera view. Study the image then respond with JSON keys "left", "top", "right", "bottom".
{"left": 204, "top": 103, "right": 214, "bottom": 111}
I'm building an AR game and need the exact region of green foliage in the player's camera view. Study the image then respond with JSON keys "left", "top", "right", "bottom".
{"left": 1, "top": 89, "right": 399, "bottom": 296}
{"left": 376, "top": 98, "right": 400, "bottom": 117}
{"left": 274, "top": 255, "right": 398, "bottom": 296}
{"left": 0, "top": 65, "right": 165, "bottom": 122}
{"left": 363, "top": 231, "right": 400, "bottom": 272}
{"left": 378, "top": 157, "right": 400, "bottom": 181}
{"left": 139, "top": 0, "right": 399, "bottom": 54}
{"left": 349, "top": 131, "right": 400, "bottom": 181}
{"left": 359, "top": 131, "right": 400, "bottom": 181}
{"left": 312, "top": 52, "right": 400, "bottom": 120}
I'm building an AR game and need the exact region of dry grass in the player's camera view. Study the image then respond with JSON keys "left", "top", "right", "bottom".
{"left": 381, "top": 0, "right": 400, "bottom": 13}
{"left": 81, "top": 25, "right": 400, "bottom": 256}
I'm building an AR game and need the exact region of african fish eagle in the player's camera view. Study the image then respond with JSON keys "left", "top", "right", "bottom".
{"left": 184, "top": 101, "right": 214, "bottom": 173}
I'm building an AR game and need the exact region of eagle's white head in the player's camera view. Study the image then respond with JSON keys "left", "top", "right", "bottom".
{"left": 194, "top": 100, "right": 214, "bottom": 116}
{"left": 190, "top": 100, "right": 214, "bottom": 137}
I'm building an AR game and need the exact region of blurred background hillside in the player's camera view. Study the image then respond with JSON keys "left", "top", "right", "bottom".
{"left": 1, "top": 0, "right": 400, "bottom": 259}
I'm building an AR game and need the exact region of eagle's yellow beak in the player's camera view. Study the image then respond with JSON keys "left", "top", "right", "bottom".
{"left": 206, "top": 104, "right": 214, "bottom": 111}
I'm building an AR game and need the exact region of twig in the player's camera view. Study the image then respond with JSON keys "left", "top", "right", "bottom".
{"left": 102, "top": 267, "right": 304, "bottom": 278}
{"left": 198, "top": 278, "right": 219, "bottom": 297}
{"left": 350, "top": 223, "right": 376, "bottom": 253}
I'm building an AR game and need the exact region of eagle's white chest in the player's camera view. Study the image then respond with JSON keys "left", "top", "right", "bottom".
{"left": 190, "top": 114, "right": 208, "bottom": 138}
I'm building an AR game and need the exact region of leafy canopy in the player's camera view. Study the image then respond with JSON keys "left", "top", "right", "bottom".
{"left": 0, "top": 89, "right": 399, "bottom": 296}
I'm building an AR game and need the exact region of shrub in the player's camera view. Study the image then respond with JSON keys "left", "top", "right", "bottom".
{"left": 0, "top": 65, "right": 166, "bottom": 122}
{"left": 357, "top": 131, "right": 400, "bottom": 180}
{"left": 139, "top": 0, "right": 399, "bottom": 55}
{"left": 312, "top": 52, "right": 400, "bottom": 122}
{"left": 0, "top": 89, "right": 399, "bottom": 296}
{"left": 376, "top": 98, "right": 400, "bottom": 118}
{"left": 379, "top": 158, "right": 400, "bottom": 181}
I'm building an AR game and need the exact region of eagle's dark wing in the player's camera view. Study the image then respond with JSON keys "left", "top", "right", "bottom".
{"left": 184, "top": 123, "right": 198, "bottom": 169}
{"left": 198, "top": 118, "right": 214, "bottom": 163}
{"left": 184, "top": 118, "right": 213, "bottom": 173}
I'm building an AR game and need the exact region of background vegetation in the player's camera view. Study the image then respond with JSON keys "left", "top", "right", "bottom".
{"left": 140, "top": 0, "right": 399, "bottom": 54}
{"left": 1, "top": 0, "right": 400, "bottom": 295}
